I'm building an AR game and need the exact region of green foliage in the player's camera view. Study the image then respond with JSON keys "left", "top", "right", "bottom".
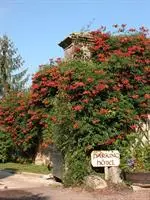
{"left": 114, "top": 133, "right": 150, "bottom": 172}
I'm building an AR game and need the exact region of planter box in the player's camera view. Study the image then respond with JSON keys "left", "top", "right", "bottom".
{"left": 125, "top": 172, "right": 150, "bottom": 184}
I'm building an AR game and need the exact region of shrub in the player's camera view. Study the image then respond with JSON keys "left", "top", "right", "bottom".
{"left": 0, "top": 131, "right": 13, "bottom": 162}
{"left": 0, "top": 92, "right": 45, "bottom": 161}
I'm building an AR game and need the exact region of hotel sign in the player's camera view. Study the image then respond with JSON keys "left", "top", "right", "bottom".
{"left": 91, "top": 150, "right": 120, "bottom": 167}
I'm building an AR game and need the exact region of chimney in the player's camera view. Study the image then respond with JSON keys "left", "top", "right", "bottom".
{"left": 58, "top": 32, "right": 94, "bottom": 60}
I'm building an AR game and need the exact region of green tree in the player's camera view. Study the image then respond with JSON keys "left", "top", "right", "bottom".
{"left": 0, "top": 35, "right": 29, "bottom": 96}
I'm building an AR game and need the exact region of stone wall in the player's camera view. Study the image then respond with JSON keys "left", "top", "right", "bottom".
{"left": 35, "top": 145, "right": 52, "bottom": 166}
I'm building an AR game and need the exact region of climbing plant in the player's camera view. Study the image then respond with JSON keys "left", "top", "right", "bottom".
{"left": 30, "top": 25, "right": 150, "bottom": 185}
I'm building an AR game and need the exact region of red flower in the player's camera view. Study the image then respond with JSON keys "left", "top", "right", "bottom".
{"left": 92, "top": 119, "right": 100, "bottom": 124}
{"left": 73, "top": 123, "right": 79, "bottom": 129}
{"left": 87, "top": 77, "right": 94, "bottom": 83}
{"left": 144, "top": 94, "right": 150, "bottom": 99}
{"left": 120, "top": 37, "right": 129, "bottom": 43}
{"left": 5, "top": 116, "right": 14, "bottom": 123}
{"left": 140, "top": 114, "right": 148, "bottom": 119}
{"left": 131, "top": 94, "right": 139, "bottom": 99}
{"left": 113, "top": 50, "right": 124, "bottom": 57}
{"left": 82, "top": 99, "right": 89, "bottom": 104}
{"left": 130, "top": 125, "right": 137, "bottom": 130}
{"left": 50, "top": 116, "right": 57, "bottom": 122}
{"left": 83, "top": 90, "right": 91, "bottom": 95}
{"left": 117, "top": 135, "right": 123, "bottom": 139}
{"left": 144, "top": 67, "right": 150, "bottom": 73}
{"left": 16, "top": 106, "right": 25, "bottom": 111}
{"left": 94, "top": 70, "right": 105, "bottom": 75}
{"left": 113, "top": 85, "right": 120, "bottom": 91}
{"left": 97, "top": 53, "right": 106, "bottom": 62}
{"left": 0, "top": 111, "right": 4, "bottom": 116}
{"left": 134, "top": 115, "right": 140, "bottom": 120}
{"left": 107, "top": 97, "right": 119, "bottom": 103}
{"left": 99, "top": 108, "right": 109, "bottom": 115}
{"left": 95, "top": 83, "right": 108, "bottom": 92}
{"left": 105, "top": 138, "right": 116, "bottom": 145}
{"left": 72, "top": 105, "right": 84, "bottom": 111}
{"left": 46, "top": 81, "right": 58, "bottom": 87}
{"left": 122, "top": 79, "right": 129, "bottom": 85}
{"left": 140, "top": 103, "right": 147, "bottom": 107}
{"left": 70, "top": 82, "right": 85, "bottom": 90}
{"left": 32, "top": 84, "right": 39, "bottom": 90}
{"left": 41, "top": 88, "right": 48, "bottom": 93}
{"left": 41, "top": 77, "right": 47, "bottom": 81}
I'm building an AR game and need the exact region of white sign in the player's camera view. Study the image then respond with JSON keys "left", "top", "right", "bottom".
{"left": 91, "top": 150, "right": 120, "bottom": 167}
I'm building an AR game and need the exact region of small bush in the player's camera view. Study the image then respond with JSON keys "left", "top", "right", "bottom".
{"left": 63, "top": 149, "right": 90, "bottom": 186}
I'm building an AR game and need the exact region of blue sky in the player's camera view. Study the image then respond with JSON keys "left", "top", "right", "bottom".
{"left": 0, "top": 0, "right": 150, "bottom": 82}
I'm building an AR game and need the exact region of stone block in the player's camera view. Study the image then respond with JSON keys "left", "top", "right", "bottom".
{"left": 85, "top": 175, "right": 107, "bottom": 190}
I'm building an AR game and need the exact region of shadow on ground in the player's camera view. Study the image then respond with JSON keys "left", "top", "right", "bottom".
{"left": 0, "top": 169, "right": 18, "bottom": 179}
{"left": 0, "top": 189, "right": 49, "bottom": 200}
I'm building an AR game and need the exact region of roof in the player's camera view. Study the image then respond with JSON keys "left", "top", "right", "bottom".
{"left": 58, "top": 32, "right": 94, "bottom": 49}
{"left": 58, "top": 36, "right": 72, "bottom": 49}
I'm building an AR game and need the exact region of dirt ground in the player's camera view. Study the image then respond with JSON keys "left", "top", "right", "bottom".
{"left": 0, "top": 186, "right": 150, "bottom": 200}
{"left": 0, "top": 170, "right": 150, "bottom": 200}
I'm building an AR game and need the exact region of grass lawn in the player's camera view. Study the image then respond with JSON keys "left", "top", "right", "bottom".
{"left": 0, "top": 162, "right": 50, "bottom": 174}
